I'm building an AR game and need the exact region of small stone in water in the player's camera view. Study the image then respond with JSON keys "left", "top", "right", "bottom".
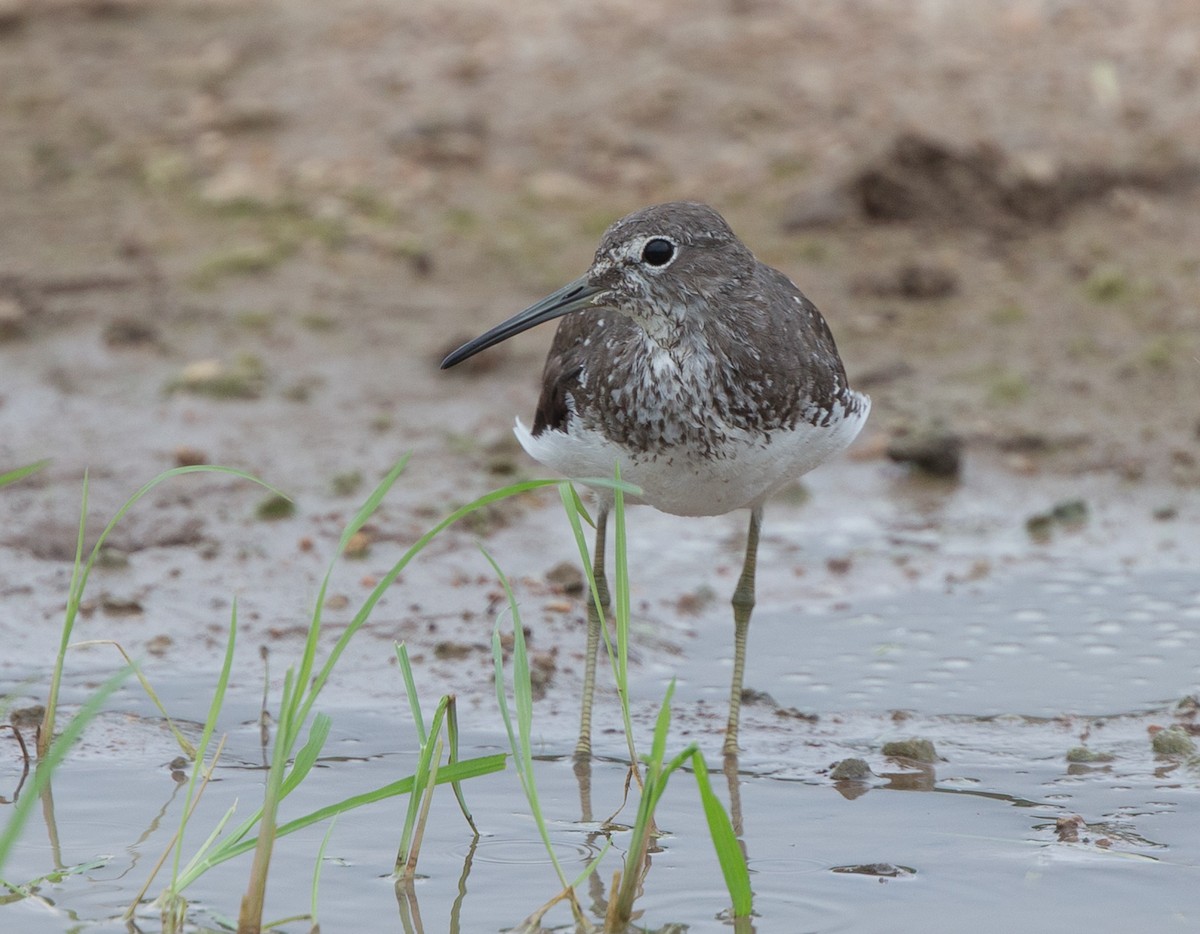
{"left": 1151, "top": 726, "right": 1197, "bottom": 757}
{"left": 545, "top": 560, "right": 584, "bottom": 596}
{"left": 1066, "top": 746, "right": 1115, "bottom": 763}
{"left": 830, "top": 758, "right": 872, "bottom": 780}
{"left": 881, "top": 737, "right": 938, "bottom": 763}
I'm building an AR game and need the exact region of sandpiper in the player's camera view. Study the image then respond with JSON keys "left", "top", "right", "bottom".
{"left": 442, "top": 201, "right": 869, "bottom": 758}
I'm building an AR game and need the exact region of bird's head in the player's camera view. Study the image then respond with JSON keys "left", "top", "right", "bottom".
{"left": 441, "top": 201, "right": 752, "bottom": 368}
{"left": 584, "top": 201, "right": 754, "bottom": 344}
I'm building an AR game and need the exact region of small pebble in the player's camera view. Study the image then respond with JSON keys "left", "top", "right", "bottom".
{"left": 174, "top": 446, "right": 207, "bottom": 467}
{"left": 1151, "top": 726, "right": 1196, "bottom": 757}
{"left": 1066, "top": 746, "right": 1114, "bottom": 763}
{"left": 344, "top": 530, "right": 371, "bottom": 559}
{"left": 545, "top": 560, "right": 584, "bottom": 596}
{"left": 433, "top": 641, "right": 475, "bottom": 660}
{"left": 881, "top": 737, "right": 938, "bottom": 763}
{"left": 830, "top": 757, "right": 873, "bottom": 780}
{"left": 886, "top": 424, "right": 962, "bottom": 478}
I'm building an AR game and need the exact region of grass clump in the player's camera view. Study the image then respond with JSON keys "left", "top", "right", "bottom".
{"left": 168, "top": 355, "right": 267, "bottom": 400}
{"left": 1026, "top": 498, "right": 1089, "bottom": 541}
{"left": 254, "top": 492, "right": 296, "bottom": 520}
{"left": 393, "top": 643, "right": 480, "bottom": 881}
{"left": 5, "top": 462, "right": 570, "bottom": 932}
{"left": 1, "top": 459, "right": 756, "bottom": 930}
{"left": 606, "top": 684, "right": 752, "bottom": 929}
{"left": 330, "top": 470, "right": 363, "bottom": 496}
{"left": 487, "top": 474, "right": 753, "bottom": 930}
{"left": 189, "top": 244, "right": 293, "bottom": 290}
{"left": 158, "top": 460, "right": 530, "bottom": 932}
{"left": 2, "top": 463, "right": 276, "bottom": 878}
{"left": 990, "top": 301, "right": 1027, "bottom": 325}
{"left": 1140, "top": 335, "right": 1174, "bottom": 370}
{"left": 987, "top": 369, "right": 1030, "bottom": 404}
{"left": 1083, "top": 265, "right": 1131, "bottom": 303}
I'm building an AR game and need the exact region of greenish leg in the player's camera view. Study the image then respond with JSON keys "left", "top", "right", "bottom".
{"left": 723, "top": 506, "right": 762, "bottom": 758}
{"left": 574, "top": 504, "right": 610, "bottom": 761}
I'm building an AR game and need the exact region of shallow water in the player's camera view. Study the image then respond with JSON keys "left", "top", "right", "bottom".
{"left": 4, "top": 555, "right": 1199, "bottom": 933}
{"left": 3, "top": 347, "right": 1198, "bottom": 931}
{"left": 2, "top": 2, "right": 1199, "bottom": 929}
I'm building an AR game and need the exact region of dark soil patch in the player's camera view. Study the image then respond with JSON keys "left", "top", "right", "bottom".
{"left": 841, "top": 132, "right": 1200, "bottom": 235}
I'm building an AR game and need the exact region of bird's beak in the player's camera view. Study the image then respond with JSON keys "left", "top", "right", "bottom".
{"left": 440, "top": 275, "right": 605, "bottom": 369}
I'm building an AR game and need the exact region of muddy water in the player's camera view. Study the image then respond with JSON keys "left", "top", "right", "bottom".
{"left": 1, "top": 275, "right": 1197, "bottom": 933}
{"left": 1, "top": 2, "right": 1199, "bottom": 929}
{"left": 3, "top": 452, "right": 1199, "bottom": 932}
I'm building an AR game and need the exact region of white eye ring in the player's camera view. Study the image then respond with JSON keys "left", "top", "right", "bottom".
{"left": 639, "top": 236, "right": 677, "bottom": 268}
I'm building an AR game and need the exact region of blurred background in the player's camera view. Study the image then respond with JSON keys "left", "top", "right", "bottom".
{"left": 2, "top": 6, "right": 1200, "bottom": 929}
{"left": 0, "top": 0, "right": 1198, "bottom": 656}
{"left": 3, "top": 0, "right": 1200, "bottom": 481}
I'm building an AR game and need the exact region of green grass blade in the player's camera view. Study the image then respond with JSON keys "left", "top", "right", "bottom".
{"left": 279, "top": 713, "right": 332, "bottom": 798}
{"left": 290, "top": 457, "right": 410, "bottom": 751}
{"left": 565, "top": 482, "right": 594, "bottom": 529}
{"left": 491, "top": 626, "right": 521, "bottom": 768}
{"left": 612, "top": 466, "right": 630, "bottom": 695}
{"left": 397, "top": 696, "right": 449, "bottom": 868}
{"left": 170, "top": 602, "right": 238, "bottom": 883}
{"left": 125, "top": 730, "right": 229, "bottom": 923}
{"left": 172, "top": 798, "right": 239, "bottom": 891}
{"left": 483, "top": 547, "right": 572, "bottom": 890}
{"left": 175, "top": 754, "right": 505, "bottom": 883}
{"left": 239, "top": 666, "right": 299, "bottom": 931}
{"left": 42, "top": 470, "right": 92, "bottom": 758}
{"left": 444, "top": 696, "right": 478, "bottom": 835}
{"left": 292, "top": 477, "right": 563, "bottom": 734}
{"left": 558, "top": 478, "right": 641, "bottom": 768}
{"left": 67, "top": 640, "right": 196, "bottom": 758}
{"left": 337, "top": 456, "right": 411, "bottom": 550}
{"left": 274, "top": 754, "right": 503, "bottom": 843}
{"left": 41, "top": 466, "right": 281, "bottom": 758}
{"left": 393, "top": 652, "right": 479, "bottom": 860}
{"left": 569, "top": 838, "right": 612, "bottom": 889}
{"left": 691, "top": 751, "right": 753, "bottom": 916}
{"left": 612, "top": 684, "right": 697, "bottom": 924}
{"left": 0, "top": 460, "right": 48, "bottom": 488}
{"left": 395, "top": 643, "right": 427, "bottom": 745}
{"left": 557, "top": 484, "right": 611, "bottom": 652}
{"left": 578, "top": 468, "right": 641, "bottom": 772}
{"left": 648, "top": 680, "right": 675, "bottom": 769}
{"left": 311, "top": 815, "right": 337, "bottom": 927}
{"left": 0, "top": 667, "right": 132, "bottom": 873}
{"left": 400, "top": 734, "right": 443, "bottom": 879}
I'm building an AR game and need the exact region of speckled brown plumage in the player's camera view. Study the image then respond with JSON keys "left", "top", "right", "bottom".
{"left": 440, "top": 200, "right": 869, "bottom": 758}
{"left": 531, "top": 251, "right": 862, "bottom": 458}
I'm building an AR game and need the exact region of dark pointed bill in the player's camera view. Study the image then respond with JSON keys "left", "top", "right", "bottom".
{"left": 440, "top": 276, "right": 604, "bottom": 369}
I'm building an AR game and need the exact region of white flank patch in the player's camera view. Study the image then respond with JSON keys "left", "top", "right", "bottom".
{"left": 513, "top": 393, "right": 870, "bottom": 518}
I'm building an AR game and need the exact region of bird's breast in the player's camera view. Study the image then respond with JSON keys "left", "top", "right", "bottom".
{"left": 513, "top": 390, "right": 868, "bottom": 517}
{"left": 577, "top": 335, "right": 746, "bottom": 457}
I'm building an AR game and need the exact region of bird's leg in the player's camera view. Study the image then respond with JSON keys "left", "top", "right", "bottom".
{"left": 574, "top": 503, "right": 610, "bottom": 761}
{"left": 723, "top": 506, "right": 763, "bottom": 758}
{"left": 723, "top": 752, "right": 746, "bottom": 837}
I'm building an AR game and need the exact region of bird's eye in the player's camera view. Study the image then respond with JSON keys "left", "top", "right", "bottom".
{"left": 641, "top": 237, "right": 675, "bottom": 267}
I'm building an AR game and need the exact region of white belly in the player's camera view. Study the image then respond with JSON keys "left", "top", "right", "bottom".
{"left": 513, "top": 396, "right": 869, "bottom": 517}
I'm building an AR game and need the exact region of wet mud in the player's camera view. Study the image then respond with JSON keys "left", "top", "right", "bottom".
{"left": 1, "top": 2, "right": 1199, "bottom": 931}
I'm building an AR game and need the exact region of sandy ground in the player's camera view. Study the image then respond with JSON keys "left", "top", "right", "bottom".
{"left": 0, "top": 0, "right": 1198, "bottom": 712}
